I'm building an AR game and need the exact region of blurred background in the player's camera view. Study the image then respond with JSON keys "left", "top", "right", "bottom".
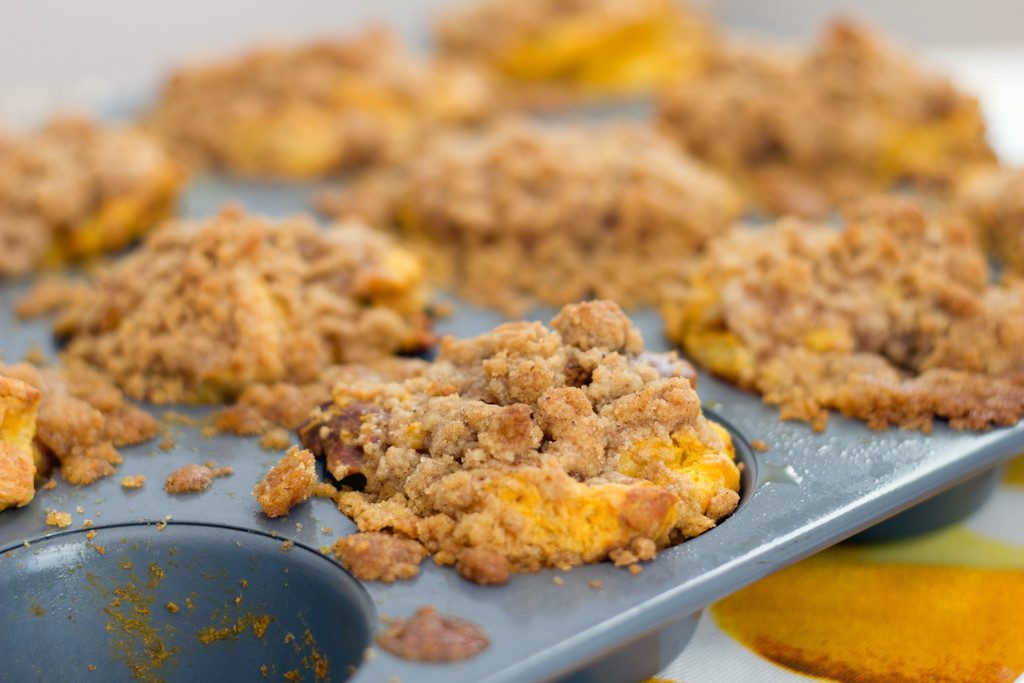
{"left": 2, "top": 0, "right": 1023, "bottom": 160}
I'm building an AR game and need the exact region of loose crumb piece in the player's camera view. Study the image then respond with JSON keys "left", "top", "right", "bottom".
{"left": 83, "top": 519, "right": 94, "bottom": 528}
{"left": 164, "top": 464, "right": 214, "bottom": 494}
{"left": 92, "top": 544, "right": 106, "bottom": 555}
{"left": 750, "top": 440, "right": 769, "bottom": 453}
{"left": 46, "top": 510, "right": 72, "bottom": 528}
{"left": 376, "top": 607, "right": 489, "bottom": 663}
{"left": 258, "top": 428, "right": 291, "bottom": 451}
{"left": 309, "top": 301, "right": 739, "bottom": 581}
{"left": 121, "top": 474, "right": 146, "bottom": 489}
{"left": 88, "top": 665, "right": 96, "bottom": 672}
{"left": 86, "top": 530, "right": 97, "bottom": 541}
{"left": 363, "top": 648, "right": 377, "bottom": 663}
{"left": 43, "top": 479, "right": 57, "bottom": 490}
{"left": 253, "top": 446, "right": 317, "bottom": 518}
{"left": 75, "top": 505, "right": 84, "bottom": 514}
{"left": 166, "top": 602, "right": 180, "bottom": 614}
{"left": 19, "top": 207, "right": 433, "bottom": 406}
{"left": 663, "top": 198, "right": 1024, "bottom": 432}
{"left": 321, "top": 120, "right": 740, "bottom": 315}
{"left": 589, "top": 580, "right": 603, "bottom": 590}
{"left": 281, "top": 540, "right": 295, "bottom": 552}
{"left": 552, "top": 576, "right": 563, "bottom": 586}
{"left": 332, "top": 532, "right": 427, "bottom": 582}
{"left": 629, "top": 564, "right": 643, "bottom": 576}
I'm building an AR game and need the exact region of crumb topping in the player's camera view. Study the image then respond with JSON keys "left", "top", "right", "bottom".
{"left": 304, "top": 300, "right": 739, "bottom": 580}
{"left": 0, "top": 116, "right": 183, "bottom": 277}
{"left": 657, "top": 21, "right": 994, "bottom": 217}
{"left": 664, "top": 198, "right": 1024, "bottom": 431}
{"left": 20, "top": 206, "right": 432, "bottom": 404}
{"left": 332, "top": 532, "right": 428, "bottom": 582}
{"left": 1, "top": 362, "right": 158, "bottom": 486}
{"left": 164, "top": 463, "right": 230, "bottom": 494}
{"left": 321, "top": 120, "right": 740, "bottom": 314}
{"left": 956, "top": 167, "right": 1024, "bottom": 275}
{"left": 147, "top": 27, "right": 497, "bottom": 178}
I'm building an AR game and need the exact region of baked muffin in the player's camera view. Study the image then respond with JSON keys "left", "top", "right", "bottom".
{"left": 657, "top": 21, "right": 994, "bottom": 217}
{"left": 147, "top": 27, "right": 497, "bottom": 178}
{"left": 663, "top": 198, "right": 1024, "bottom": 432}
{"left": 0, "top": 116, "right": 184, "bottom": 277}
{"left": 18, "top": 206, "right": 433, "bottom": 404}
{"left": 320, "top": 120, "right": 741, "bottom": 315}
{"left": 299, "top": 301, "right": 741, "bottom": 580}
{"left": 436, "top": 0, "right": 714, "bottom": 102}
{"left": 955, "top": 167, "right": 1024, "bottom": 275}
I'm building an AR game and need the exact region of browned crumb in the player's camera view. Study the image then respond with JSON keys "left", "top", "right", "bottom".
{"left": 281, "top": 540, "right": 294, "bottom": 552}
{"left": 212, "top": 466, "right": 233, "bottom": 479}
{"left": 0, "top": 375, "right": 41, "bottom": 511}
{"left": 311, "top": 482, "right": 338, "bottom": 500}
{"left": 83, "top": 519, "right": 94, "bottom": 528}
{"left": 92, "top": 544, "right": 106, "bottom": 556}
{"left": 956, "top": 167, "right": 1024, "bottom": 275}
{"left": 1, "top": 361, "right": 159, "bottom": 486}
{"left": 664, "top": 198, "right": 1024, "bottom": 432}
{"left": 166, "top": 602, "right": 180, "bottom": 614}
{"left": 120, "top": 474, "right": 146, "bottom": 489}
{"left": 146, "top": 26, "right": 497, "bottom": 179}
{"left": 750, "top": 440, "right": 769, "bottom": 453}
{"left": 46, "top": 510, "right": 72, "bottom": 528}
{"left": 307, "top": 301, "right": 739, "bottom": 581}
{"left": 332, "top": 532, "right": 428, "bottom": 582}
{"left": 87, "top": 665, "right": 96, "bottom": 672}
{"left": 0, "top": 116, "right": 183, "bottom": 277}
{"left": 552, "top": 576, "right": 563, "bottom": 586}
{"left": 86, "top": 530, "right": 97, "bottom": 541}
{"left": 588, "top": 579, "right": 603, "bottom": 590}
{"left": 19, "top": 207, "right": 433, "bottom": 405}
{"left": 164, "top": 464, "right": 214, "bottom": 494}
{"left": 610, "top": 538, "right": 658, "bottom": 568}
{"left": 258, "top": 428, "right": 291, "bottom": 451}
{"left": 43, "top": 478, "right": 56, "bottom": 490}
{"left": 253, "top": 446, "right": 317, "bottom": 518}
{"left": 321, "top": 120, "right": 740, "bottom": 315}
{"left": 75, "top": 505, "right": 85, "bottom": 514}
{"left": 657, "top": 21, "right": 994, "bottom": 217}
{"left": 376, "top": 607, "right": 489, "bottom": 663}
{"left": 628, "top": 564, "right": 643, "bottom": 576}
{"left": 456, "top": 548, "right": 511, "bottom": 586}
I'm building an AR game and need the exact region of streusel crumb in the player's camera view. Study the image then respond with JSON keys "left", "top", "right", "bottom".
{"left": 1, "top": 362, "right": 158, "bottom": 486}
{"left": 46, "top": 510, "right": 72, "bottom": 528}
{"left": 147, "top": 27, "right": 497, "bottom": 179}
{"left": 0, "top": 116, "right": 183, "bottom": 277}
{"left": 955, "top": 167, "right": 1024, "bottom": 275}
{"left": 663, "top": 198, "right": 1024, "bottom": 432}
{"left": 120, "top": 474, "right": 146, "bottom": 489}
{"left": 657, "top": 21, "right": 993, "bottom": 217}
{"left": 332, "top": 532, "right": 428, "bottom": 582}
{"left": 20, "top": 206, "right": 432, "bottom": 404}
{"left": 254, "top": 446, "right": 317, "bottom": 518}
{"left": 377, "top": 607, "right": 489, "bottom": 663}
{"left": 320, "top": 120, "right": 740, "bottom": 315}
{"left": 0, "top": 375, "right": 41, "bottom": 511}
{"left": 303, "top": 300, "right": 739, "bottom": 581}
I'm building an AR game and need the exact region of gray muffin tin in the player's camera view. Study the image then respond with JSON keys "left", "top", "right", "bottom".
{"left": 1, "top": 178, "right": 1023, "bottom": 683}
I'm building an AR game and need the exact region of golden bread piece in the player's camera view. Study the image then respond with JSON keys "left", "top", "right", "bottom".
{"left": 437, "top": 0, "right": 715, "bottom": 101}
{"left": 657, "top": 21, "right": 994, "bottom": 217}
{"left": 18, "top": 206, "right": 433, "bottom": 404}
{"left": 0, "top": 116, "right": 184, "bottom": 277}
{"left": 300, "top": 301, "right": 740, "bottom": 580}
{"left": 0, "top": 376, "right": 42, "bottom": 510}
{"left": 663, "top": 198, "right": 1024, "bottom": 432}
{"left": 320, "top": 120, "right": 741, "bottom": 315}
{"left": 147, "top": 27, "right": 497, "bottom": 178}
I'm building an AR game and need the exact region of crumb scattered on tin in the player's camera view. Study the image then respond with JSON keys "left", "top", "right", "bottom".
{"left": 260, "top": 427, "right": 292, "bottom": 451}
{"left": 43, "top": 479, "right": 57, "bottom": 490}
{"left": 46, "top": 510, "right": 72, "bottom": 528}
{"left": 751, "top": 439, "right": 769, "bottom": 452}
{"left": 166, "top": 602, "right": 180, "bottom": 614}
{"left": 120, "top": 474, "right": 146, "bottom": 489}
{"left": 588, "top": 579, "right": 603, "bottom": 590}
{"left": 75, "top": 505, "right": 85, "bottom": 514}
{"left": 86, "top": 530, "right": 97, "bottom": 541}
{"left": 83, "top": 519, "right": 94, "bottom": 527}
{"left": 281, "top": 540, "right": 295, "bottom": 552}
{"left": 629, "top": 564, "right": 643, "bottom": 576}
{"left": 552, "top": 576, "right": 563, "bottom": 586}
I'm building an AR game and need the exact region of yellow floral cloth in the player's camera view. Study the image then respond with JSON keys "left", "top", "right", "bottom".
{"left": 658, "top": 455, "right": 1024, "bottom": 682}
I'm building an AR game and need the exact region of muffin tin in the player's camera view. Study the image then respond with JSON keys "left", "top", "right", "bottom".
{"left": 2, "top": 178, "right": 1023, "bottom": 683}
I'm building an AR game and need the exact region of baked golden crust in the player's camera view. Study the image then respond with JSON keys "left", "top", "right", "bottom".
{"left": 20, "top": 206, "right": 432, "bottom": 404}
{"left": 663, "top": 198, "right": 1024, "bottom": 432}
{"left": 147, "top": 27, "right": 498, "bottom": 178}
{"left": 657, "top": 21, "right": 994, "bottom": 217}
{"left": 955, "top": 167, "right": 1024, "bottom": 275}
{"left": 436, "top": 0, "right": 714, "bottom": 102}
{"left": 302, "top": 301, "right": 739, "bottom": 580}
{"left": 0, "top": 376, "right": 42, "bottom": 511}
{"left": 254, "top": 446, "right": 317, "bottom": 518}
{"left": 0, "top": 116, "right": 184, "bottom": 277}
{"left": 320, "top": 120, "right": 741, "bottom": 315}
{"left": 1, "top": 362, "right": 158, "bottom": 486}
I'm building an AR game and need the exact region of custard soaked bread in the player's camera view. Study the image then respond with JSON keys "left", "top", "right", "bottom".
{"left": 148, "top": 27, "right": 497, "bottom": 178}
{"left": 657, "top": 22, "right": 994, "bottom": 217}
{"left": 664, "top": 199, "right": 1024, "bottom": 432}
{"left": 0, "top": 116, "right": 183, "bottom": 277}
{"left": 19, "top": 207, "right": 432, "bottom": 404}
{"left": 320, "top": 120, "right": 741, "bottom": 315}
{"left": 436, "top": 0, "right": 715, "bottom": 102}
{"left": 299, "top": 301, "right": 740, "bottom": 581}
